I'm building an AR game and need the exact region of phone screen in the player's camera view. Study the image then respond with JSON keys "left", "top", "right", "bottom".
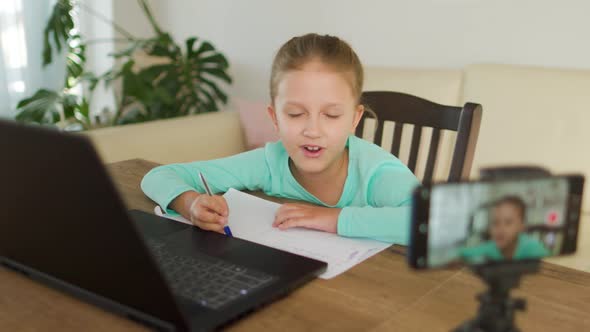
{"left": 424, "top": 177, "right": 575, "bottom": 268}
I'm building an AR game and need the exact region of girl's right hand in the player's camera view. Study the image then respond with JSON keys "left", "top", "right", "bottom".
{"left": 187, "top": 194, "right": 229, "bottom": 233}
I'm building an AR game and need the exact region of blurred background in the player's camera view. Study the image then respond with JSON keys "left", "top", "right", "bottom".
{"left": 2, "top": 0, "right": 590, "bottom": 120}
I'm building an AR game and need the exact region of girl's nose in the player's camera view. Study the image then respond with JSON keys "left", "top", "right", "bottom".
{"left": 302, "top": 117, "right": 321, "bottom": 138}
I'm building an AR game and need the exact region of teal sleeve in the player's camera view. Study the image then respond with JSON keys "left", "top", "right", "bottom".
{"left": 140, "top": 148, "right": 270, "bottom": 213}
{"left": 338, "top": 206, "right": 413, "bottom": 244}
{"left": 337, "top": 165, "right": 420, "bottom": 244}
{"left": 515, "top": 234, "right": 550, "bottom": 259}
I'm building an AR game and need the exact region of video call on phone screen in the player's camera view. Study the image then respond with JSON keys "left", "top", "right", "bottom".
{"left": 427, "top": 178, "right": 569, "bottom": 267}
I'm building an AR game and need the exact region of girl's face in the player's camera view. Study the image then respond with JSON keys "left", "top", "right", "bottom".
{"left": 267, "top": 60, "right": 363, "bottom": 176}
{"left": 490, "top": 203, "right": 525, "bottom": 250}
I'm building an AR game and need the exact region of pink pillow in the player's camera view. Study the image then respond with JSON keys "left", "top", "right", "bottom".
{"left": 234, "top": 98, "right": 280, "bottom": 150}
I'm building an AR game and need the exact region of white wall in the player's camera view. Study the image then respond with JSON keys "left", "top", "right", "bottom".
{"left": 114, "top": 0, "right": 590, "bottom": 103}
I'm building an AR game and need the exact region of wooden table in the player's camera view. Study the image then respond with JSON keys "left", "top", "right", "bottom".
{"left": 2, "top": 159, "right": 589, "bottom": 331}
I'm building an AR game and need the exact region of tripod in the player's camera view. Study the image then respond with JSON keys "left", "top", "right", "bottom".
{"left": 454, "top": 260, "right": 540, "bottom": 332}
{"left": 454, "top": 166, "right": 548, "bottom": 331}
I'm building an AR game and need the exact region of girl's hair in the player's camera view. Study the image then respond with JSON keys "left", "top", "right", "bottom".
{"left": 491, "top": 195, "right": 527, "bottom": 223}
{"left": 270, "top": 33, "right": 364, "bottom": 104}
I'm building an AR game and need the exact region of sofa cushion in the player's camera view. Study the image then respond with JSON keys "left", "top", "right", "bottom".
{"left": 364, "top": 66, "right": 463, "bottom": 106}
{"left": 462, "top": 63, "right": 590, "bottom": 210}
{"left": 84, "top": 111, "right": 246, "bottom": 164}
{"left": 234, "top": 98, "right": 280, "bottom": 150}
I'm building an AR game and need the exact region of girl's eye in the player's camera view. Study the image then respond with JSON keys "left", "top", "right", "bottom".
{"left": 287, "top": 113, "right": 303, "bottom": 118}
{"left": 325, "top": 114, "right": 341, "bottom": 119}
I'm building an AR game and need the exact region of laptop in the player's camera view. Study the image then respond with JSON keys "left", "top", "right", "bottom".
{"left": 0, "top": 120, "right": 327, "bottom": 331}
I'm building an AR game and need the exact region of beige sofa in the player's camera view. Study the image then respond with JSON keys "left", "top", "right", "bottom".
{"left": 84, "top": 63, "right": 590, "bottom": 211}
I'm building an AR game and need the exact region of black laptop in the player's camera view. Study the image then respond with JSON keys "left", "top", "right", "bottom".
{"left": 0, "top": 120, "right": 326, "bottom": 331}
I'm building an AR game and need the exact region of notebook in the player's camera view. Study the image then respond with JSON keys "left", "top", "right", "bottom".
{"left": 156, "top": 188, "right": 392, "bottom": 279}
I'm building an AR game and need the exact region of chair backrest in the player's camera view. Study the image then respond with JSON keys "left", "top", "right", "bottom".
{"left": 356, "top": 91, "right": 482, "bottom": 183}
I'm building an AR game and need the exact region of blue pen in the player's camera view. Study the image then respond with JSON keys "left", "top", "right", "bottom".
{"left": 199, "top": 172, "right": 233, "bottom": 237}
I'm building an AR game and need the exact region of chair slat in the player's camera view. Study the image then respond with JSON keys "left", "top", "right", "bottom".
{"left": 355, "top": 119, "right": 364, "bottom": 138}
{"left": 359, "top": 91, "right": 482, "bottom": 182}
{"left": 407, "top": 125, "right": 422, "bottom": 172}
{"left": 390, "top": 122, "right": 403, "bottom": 156}
{"left": 374, "top": 118, "right": 385, "bottom": 147}
{"left": 423, "top": 128, "right": 441, "bottom": 183}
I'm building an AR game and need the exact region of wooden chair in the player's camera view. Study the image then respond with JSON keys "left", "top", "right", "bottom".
{"left": 356, "top": 91, "right": 482, "bottom": 183}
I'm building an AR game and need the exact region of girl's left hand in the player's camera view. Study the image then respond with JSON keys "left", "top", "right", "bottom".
{"left": 272, "top": 203, "right": 341, "bottom": 233}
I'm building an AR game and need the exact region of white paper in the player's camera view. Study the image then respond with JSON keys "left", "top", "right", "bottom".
{"left": 154, "top": 189, "right": 391, "bottom": 279}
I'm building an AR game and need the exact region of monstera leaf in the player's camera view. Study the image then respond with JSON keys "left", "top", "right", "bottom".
{"left": 15, "top": 89, "right": 90, "bottom": 129}
{"left": 15, "top": 90, "right": 61, "bottom": 124}
{"left": 43, "top": 0, "right": 74, "bottom": 66}
{"left": 115, "top": 19, "right": 232, "bottom": 122}
{"left": 139, "top": 37, "right": 230, "bottom": 116}
{"left": 65, "top": 34, "right": 86, "bottom": 87}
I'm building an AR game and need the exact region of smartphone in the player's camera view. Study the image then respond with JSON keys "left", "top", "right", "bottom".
{"left": 408, "top": 174, "right": 585, "bottom": 269}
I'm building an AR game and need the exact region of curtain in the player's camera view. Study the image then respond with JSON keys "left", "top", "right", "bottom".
{"left": 0, "top": 0, "right": 65, "bottom": 119}
{"left": 0, "top": 0, "right": 114, "bottom": 121}
{"left": 78, "top": 0, "right": 115, "bottom": 123}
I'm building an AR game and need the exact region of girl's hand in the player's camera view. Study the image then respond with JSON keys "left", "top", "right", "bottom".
{"left": 272, "top": 203, "right": 341, "bottom": 233}
{"left": 188, "top": 194, "right": 229, "bottom": 234}
{"left": 170, "top": 191, "right": 229, "bottom": 234}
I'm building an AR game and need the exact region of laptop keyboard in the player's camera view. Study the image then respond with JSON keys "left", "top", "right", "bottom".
{"left": 145, "top": 238, "right": 275, "bottom": 309}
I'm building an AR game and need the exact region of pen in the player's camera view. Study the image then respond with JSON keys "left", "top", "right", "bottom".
{"left": 199, "top": 172, "right": 233, "bottom": 237}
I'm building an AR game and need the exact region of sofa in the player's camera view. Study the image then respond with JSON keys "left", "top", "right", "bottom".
{"left": 83, "top": 63, "right": 590, "bottom": 212}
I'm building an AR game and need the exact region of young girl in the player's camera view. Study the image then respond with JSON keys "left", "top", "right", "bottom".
{"left": 141, "top": 33, "right": 419, "bottom": 244}
{"left": 458, "top": 196, "right": 549, "bottom": 263}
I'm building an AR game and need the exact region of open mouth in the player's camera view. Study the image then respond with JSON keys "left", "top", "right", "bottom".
{"left": 301, "top": 145, "right": 324, "bottom": 158}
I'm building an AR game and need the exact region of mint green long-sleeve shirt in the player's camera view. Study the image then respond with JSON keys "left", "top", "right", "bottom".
{"left": 457, "top": 233, "right": 550, "bottom": 263}
{"left": 140, "top": 135, "right": 420, "bottom": 244}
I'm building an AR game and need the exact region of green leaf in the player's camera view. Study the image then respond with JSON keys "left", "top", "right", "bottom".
{"left": 14, "top": 88, "right": 89, "bottom": 128}
{"left": 196, "top": 86, "right": 217, "bottom": 113}
{"left": 16, "top": 89, "right": 59, "bottom": 109}
{"left": 121, "top": 59, "right": 135, "bottom": 72}
{"left": 122, "top": 71, "right": 149, "bottom": 101}
{"left": 42, "top": 31, "right": 52, "bottom": 65}
{"left": 138, "top": 63, "right": 175, "bottom": 82}
{"left": 15, "top": 89, "right": 61, "bottom": 124}
{"left": 73, "top": 97, "right": 91, "bottom": 128}
{"left": 42, "top": 0, "right": 74, "bottom": 67}
{"left": 199, "top": 76, "right": 228, "bottom": 104}
{"left": 192, "top": 41, "right": 215, "bottom": 57}
{"left": 200, "top": 67, "right": 232, "bottom": 84}
{"left": 145, "top": 34, "right": 179, "bottom": 58}
{"left": 61, "top": 93, "right": 78, "bottom": 119}
{"left": 199, "top": 53, "right": 229, "bottom": 68}
{"left": 185, "top": 37, "right": 198, "bottom": 57}
{"left": 148, "top": 85, "right": 175, "bottom": 106}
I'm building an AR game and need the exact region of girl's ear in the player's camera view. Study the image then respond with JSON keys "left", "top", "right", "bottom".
{"left": 267, "top": 105, "right": 279, "bottom": 132}
{"left": 351, "top": 104, "right": 365, "bottom": 133}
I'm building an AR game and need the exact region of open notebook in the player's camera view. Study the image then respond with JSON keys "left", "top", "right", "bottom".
{"left": 154, "top": 189, "right": 391, "bottom": 279}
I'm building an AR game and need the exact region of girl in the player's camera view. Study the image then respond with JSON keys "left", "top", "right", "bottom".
{"left": 141, "top": 33, "right": 419, "bottom": 244}
{"left": 458, "top": 196, "right": 550, "bottom": 262}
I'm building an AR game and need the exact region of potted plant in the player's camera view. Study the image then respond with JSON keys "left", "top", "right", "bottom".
{"left": 15, "top": 0, "right": 232, "bottom": 130}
